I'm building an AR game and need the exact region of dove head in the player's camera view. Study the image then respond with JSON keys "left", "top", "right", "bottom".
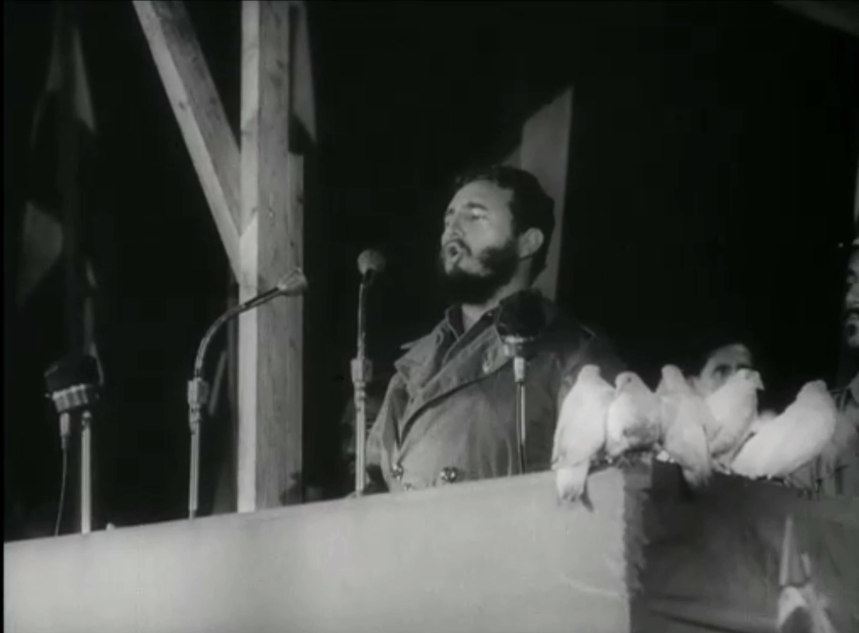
{"left": 616, "top": 371, "right": 646, "bottom": 392}
{"left": 579, "top": 365, "right": 602, "bottom": 382}
{"left": 792, "top": 380, "right": 838, "bottom": 418}
{"left": 661, "top": 365, "right": 686, "bottom": 388}
{"left": 615, "top": 372, "right": 634, "bottom": 389}
{"left": 796, "top": 379, "right": 831, "bottom": 404}
{"left": 733, "top": 368, "right": 764, "bottom": 392}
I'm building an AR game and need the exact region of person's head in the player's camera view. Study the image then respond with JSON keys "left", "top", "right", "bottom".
{"left": 438, "top": 165, "right": 555, "bottom": 305}
{"left": 690, "top": 342, "right": 755, "bottom": 397}
{"left": 843, "top": 239, "right": 859, "bottom": 351}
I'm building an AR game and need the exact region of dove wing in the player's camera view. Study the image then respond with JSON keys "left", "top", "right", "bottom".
{"left": 552, "top": 383, "right": 611, "bottom": 466}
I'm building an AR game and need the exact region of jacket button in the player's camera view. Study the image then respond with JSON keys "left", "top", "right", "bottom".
{"left": 439, "top": 467, "right": 459, "bottom": 484}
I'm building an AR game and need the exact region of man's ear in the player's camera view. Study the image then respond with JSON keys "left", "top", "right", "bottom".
{"left": 518, "top": 228, "right": 545, "bottom": 259}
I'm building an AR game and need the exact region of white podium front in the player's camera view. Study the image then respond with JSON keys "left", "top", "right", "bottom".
{"left": 4, "top": 469, "right": 642, "bottom": 633}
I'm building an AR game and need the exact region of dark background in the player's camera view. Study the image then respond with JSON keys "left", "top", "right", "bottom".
{"left": 4, "top": 1, "right": 859, "bottom": 536}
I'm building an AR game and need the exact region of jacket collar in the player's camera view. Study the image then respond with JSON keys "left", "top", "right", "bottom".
{"left": 392, "top": 290, "right": 561, "bottom": 414}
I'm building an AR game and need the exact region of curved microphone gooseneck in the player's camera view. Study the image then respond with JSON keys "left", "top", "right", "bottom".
{"left": 187, "top": 268, "right": 307, "bottom": 519}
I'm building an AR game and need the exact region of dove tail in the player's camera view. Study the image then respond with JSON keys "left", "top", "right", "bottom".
{"left": 682, "top": 465, "right": 711, "bottom": 489}
{"left": 556, "top": 462, "right": 591, "bottom": 506}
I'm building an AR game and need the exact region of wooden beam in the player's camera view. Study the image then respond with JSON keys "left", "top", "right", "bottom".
{"left": 238, "top": 1, "right": 303, "bottom": 512}
{"left": 521, "top": 88, "right": 574, "bottom": 302}
{"left": 772, "top": 1, "right": 859, "bottom": 39}
{"left": 132, "top": 1, "right": 242, "bottom": 279}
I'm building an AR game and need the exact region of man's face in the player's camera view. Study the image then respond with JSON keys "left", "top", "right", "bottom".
{"left": 437, "top": 180, "right": 520, "bottom": 304}
{"left": 692, "top": 343, "right": 754, "bottom": 397}
{"left": 844, "top": 250, "right": 859, "bottom": 350}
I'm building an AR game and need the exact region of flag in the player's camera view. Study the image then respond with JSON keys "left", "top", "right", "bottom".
{"left": 16, "top": 4, "right": 103, "bottom": 376}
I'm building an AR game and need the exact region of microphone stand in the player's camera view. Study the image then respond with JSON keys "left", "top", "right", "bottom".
{"left": 46, "top": 379, "right": 99, "bottom": 535}
{"left": 80, "top": 409, "right": 93, "bottom": 533}
{"left": 502, "top": 335, "right": 532, "bottom": 474}
{"left": 351, "top": 276, "right": 373, "bottom": 496}
{"left": 187, "top": 269, "right": 306, "bottom": 520}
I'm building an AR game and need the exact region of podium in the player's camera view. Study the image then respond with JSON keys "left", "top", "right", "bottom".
{"left": 5, "top": 465, "right": 858, "bottom": 633}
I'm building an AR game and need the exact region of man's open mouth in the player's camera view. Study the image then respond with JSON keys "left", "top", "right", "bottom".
{"left": 845, "top": 309, "right": 859, "bottom": 336}
{"left": 444, "top": 242, "right": 465, "bottom": 259}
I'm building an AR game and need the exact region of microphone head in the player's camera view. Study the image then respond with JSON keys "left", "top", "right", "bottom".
{"left": 275, "top": 268, "right": 309, "bottom": 296}
{"left": 358, "top": 249, "right": 386, "bottom": 277}
{"left": 496, "top": 291, "right": 546, "bottom": 341}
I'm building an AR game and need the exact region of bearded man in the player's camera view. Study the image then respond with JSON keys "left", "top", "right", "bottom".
{"left": 363, "top": 165, "right": 624, "bottom": 493}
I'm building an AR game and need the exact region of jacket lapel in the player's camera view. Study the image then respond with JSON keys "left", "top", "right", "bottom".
{"left": 394, "top": 325, "right": 511, "bottom": 442}
{"left": 390, "top": 293, "right": 563, "bottom": 446}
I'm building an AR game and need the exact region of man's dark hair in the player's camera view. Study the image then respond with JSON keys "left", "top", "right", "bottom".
{"left": 453, "top": 165, "right": 555, "bottom": 282}
{"left": 678, "top": 328, "right": 754, "bottom": 377}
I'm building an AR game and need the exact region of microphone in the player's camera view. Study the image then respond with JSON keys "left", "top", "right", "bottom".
{"left": 496, "top": 290, "right": 546, "bottom": 344}
{"left": 495, "top": 291, "right": 547, "bottom": 475}
{"left": 357, "top": 249, "right": 386, "bottom": 285}
{"left": 193, "top": 268, "right": 307, "bottom": 377}
{"left": 45, "top": 354, "right": 101, "bottom": 449}
{"left": 240, "top": 269, "right": 309, "bottom": 313}
{"left": 353, "top": 250, "right": 385, "bottom": 496}
{"left": 187, "top": 267, "right": 307, "bottom": 519}
{"left": 44, "top": 353, "right": 101, "bottom": 535}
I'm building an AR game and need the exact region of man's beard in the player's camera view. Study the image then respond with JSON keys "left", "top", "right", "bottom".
{"left": 845, "top": 313, "right": 859, "bottom": 351}
{"left": 436, "top": 239, "right": 520, "bottom": 305}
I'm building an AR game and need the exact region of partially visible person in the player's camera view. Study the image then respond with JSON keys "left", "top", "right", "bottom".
{"left": 689, "top": 341, "right": 755, "bottom": 398}
{"left": 787, "top": 239, "right": 859, "bottom": 496}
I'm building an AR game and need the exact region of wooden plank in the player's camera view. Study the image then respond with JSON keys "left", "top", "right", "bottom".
{"left": 520, "top": 88, "right": 574, "bottom": 302}
{"left": 3, "top": 470, "right": 636, "bottom": 633}
{"left": 132, "top": 0, "right": 242, "bottom": 279}
{"left": 238, "top": 1, "right": 303, "bottom": 512}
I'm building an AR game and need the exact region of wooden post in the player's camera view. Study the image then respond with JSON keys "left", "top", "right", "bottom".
{"left": 239, "top": 1, "right": 304, "bottom": 512}
{"left": 132, "top": 0, "right": 243, "bottom": 280}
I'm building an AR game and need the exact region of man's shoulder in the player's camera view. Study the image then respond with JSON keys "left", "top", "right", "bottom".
{"left": 542, "top": 307, "right": 610, "bottom": 354}
{"left": 540, "top": 306, "right": 625, "bottom": 378}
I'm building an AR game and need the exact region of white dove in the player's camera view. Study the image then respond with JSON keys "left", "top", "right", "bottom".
{"left": 704, "top": 368, "right": 764, "bottom": 461}
{"left": 552, "top": 364, "right": 614, "bottom": 505}
{"left": 730, "top": 380, "right": 837, "bottom": 479}
{"left": 656, "top": 365, "right": 714, "bottom": 487}
{"left": 605, "top": 371, "right": 662, "bottom": 458}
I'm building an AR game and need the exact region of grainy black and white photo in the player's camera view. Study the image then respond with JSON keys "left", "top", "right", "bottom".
{"left": 4, "top": 1, "right": 859, "bottom": 631}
